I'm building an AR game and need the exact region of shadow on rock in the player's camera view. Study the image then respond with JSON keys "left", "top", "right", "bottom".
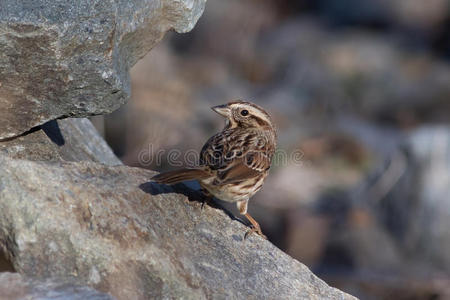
{"left": 139, "top": 180, "right": 243, "bottom": 224}
{"left": 41, "top": 120, "right": 65, "bottom": 146}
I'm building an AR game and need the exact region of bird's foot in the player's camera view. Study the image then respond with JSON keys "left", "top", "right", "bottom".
{"left": 200, "top": 196, "right": 214, "bottom": 211}
{"left": 244, "top": 225, "right": 267, "bottom": 240}
{"left": 243, "top": 212, "right": 266, "bottom": 240}
{"left": 199, "top": 188, "right": 213, "bottom": 210}
{"left": 201, "top": 199, "right": 208, "bottom": 210}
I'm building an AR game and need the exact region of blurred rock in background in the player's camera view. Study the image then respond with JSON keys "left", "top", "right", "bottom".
{"left": 96, "top": 0, "right": 450, "bottom": 299}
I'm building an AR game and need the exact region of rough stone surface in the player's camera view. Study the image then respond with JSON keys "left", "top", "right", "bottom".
{"left": 0, "top": 154, "right": 355, "bottom": 300}
{"left": 0, "top": 272, "right": 114, "bottom": 300}
{"left": 0, "top": 118, "right": 121, "bottom": 165}
{"left": 0, "top": 0, "right": 206, "bottom": 139}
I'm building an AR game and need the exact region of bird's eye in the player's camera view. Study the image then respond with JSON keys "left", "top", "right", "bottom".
{"left": 241, "top": 109, "right": 249, "bottom": 116}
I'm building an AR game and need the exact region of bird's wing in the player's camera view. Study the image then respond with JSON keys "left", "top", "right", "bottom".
{"left": 200, "top": 129, "right": 273, "bottom": 185}
{"left": 214, "top": 157, "right": 262, "bottom": 185}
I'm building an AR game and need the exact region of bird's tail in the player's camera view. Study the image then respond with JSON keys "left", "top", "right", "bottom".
{"left": 151, "top": 168, "right": 210, "bottom": 185}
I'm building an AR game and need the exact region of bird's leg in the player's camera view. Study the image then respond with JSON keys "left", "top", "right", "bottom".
{"left": 200, "top": 188, "right": 214, "bottom": 210}
{"left": 237, "top": 200, "right": 267, "bottom": 239}
{"left": 244, "top": 213, "right": 267, "bottom": 240}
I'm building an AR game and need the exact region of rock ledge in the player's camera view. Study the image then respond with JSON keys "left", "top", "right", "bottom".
{"left": 0, "top": 155, "right": 355, "bottom": 299}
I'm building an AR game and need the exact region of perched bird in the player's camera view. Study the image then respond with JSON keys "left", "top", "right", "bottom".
{"left": 152, "top": 100, "right": 277, "bottom": 238}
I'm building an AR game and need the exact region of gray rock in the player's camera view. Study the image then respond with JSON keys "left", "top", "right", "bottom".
{"left": 389, "top": 126, "right": 450, "bottom": 272}
{"left": 0, "top": 154, "right": 356, "bottom": 300}
{"left": 0, "top": 272, "right": 114, "bottom": 300}
{"left": 0, "top": 118, "right": 121, "bottom": 165}
{"left": 0, "top": 0, "right": 206, "bottom": 139}
{"left": 336, "top": 125, "right": 450, "bottom": 274}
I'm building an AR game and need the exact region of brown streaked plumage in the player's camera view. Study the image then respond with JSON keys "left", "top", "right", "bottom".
{"left": 152, "top": 100, "right": 277, "bottom": 238}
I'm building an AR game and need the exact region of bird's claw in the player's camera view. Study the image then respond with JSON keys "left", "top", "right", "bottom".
{"left": 244, "top": 225, "right": 267, "bottom": 240}
{"left": 201, "top": 200, "right": 207, "bottom": 210}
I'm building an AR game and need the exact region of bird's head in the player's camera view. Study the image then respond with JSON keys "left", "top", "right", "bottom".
{"left": 211, "top": 100, "right": 275, "bottom": 131}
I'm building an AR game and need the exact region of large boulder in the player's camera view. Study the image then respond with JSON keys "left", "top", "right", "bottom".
{"left": 0, "top": 0, "right": 206, "bottom": 139}
{"left": 0, "top": 154, "right": 356, "bottom": 300}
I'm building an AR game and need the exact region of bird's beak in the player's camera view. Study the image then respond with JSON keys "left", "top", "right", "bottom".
{"left": 211, "top": 104, "right": 231, "bottom": 118}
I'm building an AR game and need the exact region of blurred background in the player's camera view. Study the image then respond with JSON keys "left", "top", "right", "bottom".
{"left": 92, "top": 0, "right": 450, "bottom": 299}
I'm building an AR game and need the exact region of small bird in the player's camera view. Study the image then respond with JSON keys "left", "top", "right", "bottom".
{"left": 152, "top": 100, "right": 277, "bottom": 238}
